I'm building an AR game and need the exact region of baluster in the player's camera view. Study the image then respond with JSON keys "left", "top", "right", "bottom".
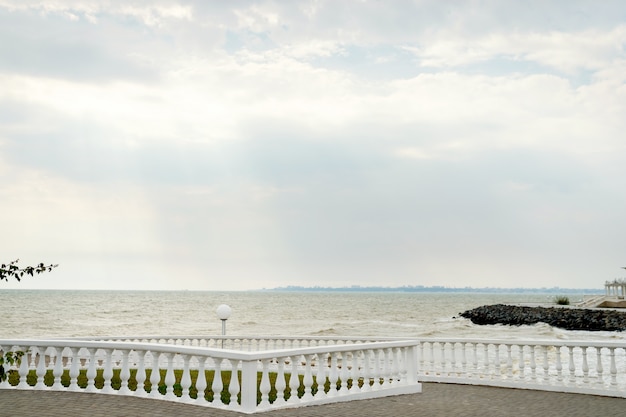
{"left": 542, "top": 345, "right": 549, "bottom": 382}
{"left": 101, "top": 349, "right": 114, "bottom": 393}
{"left": 302, "top": 354, "right": 315, "bottom": 400}
{"left": 68, "top": 347, "right": 80, "bottom": 391}
{"left": 555, "top": 346, "right": 562, "bottom": 382}
{"left": 65, "top": 351, "right": 73, "bottom": 373}
{"left": 439, "top": 342, "right": 447, "bottom": 374}
{"left": 494, "top": 344, "right": 501, "bottom": 377}
{"left": 29, "top": 349, "right": 37, "bottom": 368}
{"left": 212, "top": 358, "right": 223, "bottom": 404}
{"left": 383, "top": 348, "right": 393, "bottom": 388}
{"left": 273, "top": 357, "right": 287, "bottom": 404}
{"left": 52, "top": 347, "right": 64, "bottom": 390}
{"left": 368, "top": 349, "right": 379, "bottom": 390}
{"left": 418, "top": 343, "right": 424, "bottom": 375}
{"left": 581, "top": 346, "right": 589, "bottom": 383}
{"left": 471, "top": 343, "right": 478, "bottom": 376}
{"left": 285, "top": 356, "right": 299, "bottom": 403}
{"left": 179, "top": 354, "right": 192, "bottom": 402}
{"left": 17, "top": 346, "right": 30, "bottom": 389}
{"left": 383, "top": 347, "right": 392, "bottom": 386}
{"left": 315, "top": 353, "right": 327, "bottom": 397}
{"left": 228, "top": 359, "right": 240, "bottom": 407}
{"left": 518, "top": 345, "right": 525, "bottom": 380}
{"left": 529, "top": 345, "right": 537, "bottom": 381}
{"left": 163, "top": 353, "right": 177, "bottom": 399}
{"left": 461, "top": 342, "right": 467, "bottom": 374}
{"left": 450, "top": 343, "right": 457, "bottom": 376}
{"left": 609, "top": 347, "right": 617, "bottom": 386}
{"left": 34, "top": 347, "right": 47, "bottom": 390}
{"left": 195, "top": 357, "right": 207, "bottom": 404}
{"left": 327, "top": 352, "right": 339, "bottom": 396}
{"left": 483, "top": 344, "right": 490, "bottom": 378}
{"left": 0, "top": 345, "right": 9, "bottom": 389}
{"left": 258, "top": 359, "right": 271, "bottom": 408}
{"left": 596, "top": 347, "right": 604, "bottom": 385}
{"left": 429, "top": 342, "right": 435, "bottom": 375}
{"left": 118, "top": 349, "right": 131, "bottom": 395}
{"left": 350, "top": 351, "right": 361, "bottom": 391}
{"left": 337, "top": 352, "right": 349, "bottom": 394}
{"left": 392, "top": 347, "right": 401, "bottom": 384}
{"left": 506, "top": 344, "right": 513, "bottom": 378}
{"left": 134, "top": 350, "right": 147, "bottom": 397}
{"left": 149, "top": 352, "right": 161, "bottom": 398}
{"left": 47, "top": 349, "right": 56, "bottom": 384}
{"left": 85, "top": 348, "right": 98, "bottom": 392}
{"left": 361, "top": 350, "right": 371, "bottom": 392}
{"left": 568, "top": 346, "right": 576, "bottom": 383}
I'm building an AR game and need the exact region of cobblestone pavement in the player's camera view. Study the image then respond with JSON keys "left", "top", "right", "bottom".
{"left": 2, "top": 383, "right": 625, "bottom": 417}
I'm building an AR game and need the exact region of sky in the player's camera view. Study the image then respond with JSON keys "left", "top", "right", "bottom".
{"left": 1, "top": 0, "right": 625, "bottom": 291}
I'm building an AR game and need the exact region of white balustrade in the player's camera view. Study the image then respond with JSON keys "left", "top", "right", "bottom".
{"left": 3, "top": 335, "right": 625, "bottom": 413}
{"left": 417, "top": 338, "right": 626, "bottom": 397}
{"left": 0, "top": 338, "right": 420, "bottom": 414}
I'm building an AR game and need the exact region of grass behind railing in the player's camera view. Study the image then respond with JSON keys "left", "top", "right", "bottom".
{"left": 5, "top": 369, "right": 353, "bottom": 404}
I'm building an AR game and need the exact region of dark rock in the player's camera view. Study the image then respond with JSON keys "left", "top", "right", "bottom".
{"left": 459, "top": 304, "right": 626, "bottom": 332}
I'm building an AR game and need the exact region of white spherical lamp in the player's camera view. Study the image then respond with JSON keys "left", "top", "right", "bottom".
{"left": 216, "top": 304, "right": 232, "bottom": 320}
{"left": 216, "top": 304, "right": 232, "bottom": 336}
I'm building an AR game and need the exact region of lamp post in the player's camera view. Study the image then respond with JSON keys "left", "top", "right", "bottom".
{"left": 216, "top": 304, "right": 232, "bottom": 336}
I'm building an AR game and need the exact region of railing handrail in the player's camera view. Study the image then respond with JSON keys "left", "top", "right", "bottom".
{"left": 417, "top": 337, "right": 626, "bottom": 349}
{"left": 0, "top": 338, "right": 420, "bottom": 361}
{"left": 44, "top": 334, "right": 626, "bottom": 347}
{"left": 50, "top": 335, "right": 403, "bottom": 342}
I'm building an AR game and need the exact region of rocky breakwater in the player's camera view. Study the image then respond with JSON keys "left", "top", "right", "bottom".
{"left": 460, "top": 304, "right": 626, "bottom": 331}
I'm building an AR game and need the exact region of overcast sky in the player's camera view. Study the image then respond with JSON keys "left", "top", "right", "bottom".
{"left": 1, "top": 0, "right": 625, "bottom": 291}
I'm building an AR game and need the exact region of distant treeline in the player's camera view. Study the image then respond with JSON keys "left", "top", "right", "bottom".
{"left": 264, "top": 285, "right": 602, "bottom": 294}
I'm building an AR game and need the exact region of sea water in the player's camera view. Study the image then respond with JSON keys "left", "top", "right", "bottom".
{"left": 2, "top": 290, "right": 624, "bottom": 342}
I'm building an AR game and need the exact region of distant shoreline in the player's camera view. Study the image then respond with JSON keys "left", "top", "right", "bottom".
{"left": 263, "top": 286, "right": 602, "bottom": 294}
{"left": 0, "top": 287, "right": 605, "bottom": 294}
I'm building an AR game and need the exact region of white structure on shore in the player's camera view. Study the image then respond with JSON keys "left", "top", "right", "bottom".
{"left": 578, "top": 271, "right": 626, "bottom": 308}
{"left": 605, "top": 278, "right": 626, "bottom": 299}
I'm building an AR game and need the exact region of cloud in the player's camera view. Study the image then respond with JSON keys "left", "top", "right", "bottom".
{"left": 409, "top": 26, "right": 626, "bottom": 75}
{"left": 1, "top": 1, "right": 626, "bottom": 290}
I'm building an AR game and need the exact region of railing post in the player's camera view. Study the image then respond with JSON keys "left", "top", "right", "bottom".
{"left": 228, "top": 360, "right": 241, "bottom": 407}
{"left": 68, "top": 347, "right": 80, "bottom": 391}
{"left": 34, "top": 347, "right": 47, "bottom": 390}
{"left": 239, "top": 359, "right": 258, "bottom": 413}
{"left": 17, "top": 347, "right": 30, "bottom": 389}
{"left": 406, "top": 345, "right": 419, "bottom": 384}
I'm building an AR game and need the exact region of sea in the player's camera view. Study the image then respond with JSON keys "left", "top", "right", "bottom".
{"left": 2, "top": 290, "right": 624, "bottom": 342}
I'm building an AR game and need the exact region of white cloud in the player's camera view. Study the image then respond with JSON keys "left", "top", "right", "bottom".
{"left": 233, "top": 4, "right": 280, "bottom": 32}
{"left": 411, "top": 25, "right": 626, "bottom": 74}
{"left": 0, "top": 163, "right": 162, "bottom": 256}
{"left": 2, "top": 1, "right": 626, "bottom": 290}
{"left": 0, "top": 0, "right": 193, "bottom": 26}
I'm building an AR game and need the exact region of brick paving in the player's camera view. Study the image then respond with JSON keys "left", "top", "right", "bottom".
{"left": 1, "top": 383, "right": 625, "bottom": 417}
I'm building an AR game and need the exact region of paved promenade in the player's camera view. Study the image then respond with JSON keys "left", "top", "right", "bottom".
{"left": 1, "top": 383, "right": 624, "bottom": 417}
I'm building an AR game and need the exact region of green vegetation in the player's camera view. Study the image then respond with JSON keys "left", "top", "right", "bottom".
{"left": 0, "top": 259, "right": 58, "bottom": 282}
{"left": 1, "top": 260, "right": 57, "bottom": 380}
{"left": 554, "top": 296, "right": 570, "bottom": 305}
{"left": 0, "top": 351, "right": 25, "bottom": 382}
{"left": 3, "top": 368, "right": 354, "bottom": 404}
